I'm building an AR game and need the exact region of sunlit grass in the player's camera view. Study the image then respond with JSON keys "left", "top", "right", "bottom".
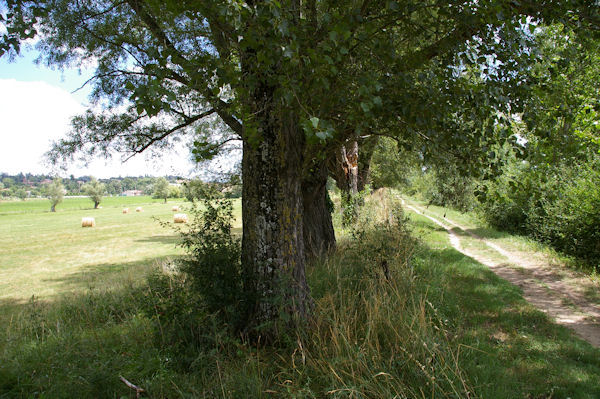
{"left": 0, "top": 196, "right": 241, "bottom": 302}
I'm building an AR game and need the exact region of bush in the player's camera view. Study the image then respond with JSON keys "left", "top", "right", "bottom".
{"left": 478, "top": 159, "right": 600, "bottom": 268}
{"left": 477, "top": 161, "right": 537, "bottom": 233}
{"left": 529, "top": 165, "right": 600, "bottom": 265}
{"left": 153, "top": 187, "right": 245, "bottom": 331}
{"left": 410, "top": 168, "right": 478, "bottom": 212}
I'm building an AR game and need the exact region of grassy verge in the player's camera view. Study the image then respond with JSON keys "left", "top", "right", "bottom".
{"left": 1, "top": 194, "right": 599, "bottom": 397}
{"left": 407, "top": 211, "right": 600, "bottom": 398}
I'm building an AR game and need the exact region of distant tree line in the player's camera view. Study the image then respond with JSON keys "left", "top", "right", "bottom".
{"left": 0, "top": 172, "right": 242, "bottom": 201}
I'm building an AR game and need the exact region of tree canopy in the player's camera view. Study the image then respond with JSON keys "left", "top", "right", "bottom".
{"left": 44, "top": 178, "right": 64, "bottom": 212}
{"left": 2, "top": 0, "right": 599, "bottom": 335}
{"left": 82, "top": 177, "right": 105, "bottom": 208}
{"left": 152, "top": 177, "right": 170, "bottom": 203}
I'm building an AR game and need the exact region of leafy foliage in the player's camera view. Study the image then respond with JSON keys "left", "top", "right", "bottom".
{"left": 44, "top": 178, "right": 64, "bottom": 212}
{"left": 369, "top": 137, "right": 418, "bottom": 190}
{"left": 82, "top": 177, "right": 105, "bottom": 208}
{"left": 182, "top": 179, "right": 210, "bottom": 202}
{"left": 479, "top": 157, "right": 600, "bottom": 268}
{"left": 152, "top": 177, "right": 170, "bottom": 203}
{"left": 172, "top": 187, "right": 244, "bottom": 331}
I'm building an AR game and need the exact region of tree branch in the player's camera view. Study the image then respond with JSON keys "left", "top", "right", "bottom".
{"left": 124, "top": 108, "right": 216, "bottom": 160}
{"left": 124, "top": 0, "right": 242, "bottom": 135}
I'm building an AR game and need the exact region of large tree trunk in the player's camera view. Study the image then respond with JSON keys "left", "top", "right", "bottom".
{"left": 302, "top": 160, "right": 335, "bottom": 259}
{"left": 241, "top": 94, "right": 311, "bottom": 337}
{"left": 239, "top": 0, "right": 312, "bottom": 338}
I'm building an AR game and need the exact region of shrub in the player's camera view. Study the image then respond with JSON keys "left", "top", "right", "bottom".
{"left": 478, "top": 158, "right": 600, "bottom": 269}
{"left": 530, "top": 164, "right": 600, "bottom": 265}
{"left": 152, "top": 186, "right": 244, "bottom": 333}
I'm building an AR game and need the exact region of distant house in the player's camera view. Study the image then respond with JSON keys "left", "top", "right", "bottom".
{"left": 121, "top": 190, "right": 143, "bottom": 196}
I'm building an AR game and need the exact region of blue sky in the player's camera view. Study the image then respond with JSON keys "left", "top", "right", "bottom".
{"left": 0, "top": 47, "right": 205, "bottom": 178}
{"left": 0, "top": 48, "right": 92, "bottom": 102}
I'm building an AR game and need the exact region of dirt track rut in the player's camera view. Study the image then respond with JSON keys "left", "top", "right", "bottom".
{"left": 401, "top": 198, "right": 600, "bottom": 348}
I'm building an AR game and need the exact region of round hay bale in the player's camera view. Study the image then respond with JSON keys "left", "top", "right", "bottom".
{"left": 173, "top": 213, "right": 188, "bottom": 223}
{"left": 136, "top": 207, "right": 143, "bottom": 212}
{"left": 122, "top": 208, "right": 130, "bottom": 214}
{"left": 81, "top": 217, "right": 95, "bottom": 227}
{"left": 172, "top": 206, "right": 180, "bottom": 212}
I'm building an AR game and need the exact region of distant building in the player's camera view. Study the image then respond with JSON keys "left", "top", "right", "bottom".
{"left": 121, "top": 190, "right": 143, "bottom": 196}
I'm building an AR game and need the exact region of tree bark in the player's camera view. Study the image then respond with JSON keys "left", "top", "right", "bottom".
{"left": 357, "top": 137, "right": 378, "bottom": 192}
{"left": 330, "top": 141, "right": 359, "bottom": 197}
{"left": 330, "top": 138, "right": 378, "bottom": 195}
{"left": 302, "top": 160, "right": 336, "bottom": 259}
{"left": 240, "top": 91, "right": 311, "bottom": 337}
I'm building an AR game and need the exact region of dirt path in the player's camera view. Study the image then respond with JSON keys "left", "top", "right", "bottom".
{"left": 400, "top": 198, "right": 600, "bottom": 348}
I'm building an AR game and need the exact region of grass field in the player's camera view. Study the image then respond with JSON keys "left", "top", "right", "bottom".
{"left": 1, "top": 193, "right": 599, "bottom": 398}
{"left": 0, "top": 196, "right": 242, "bottom": 302}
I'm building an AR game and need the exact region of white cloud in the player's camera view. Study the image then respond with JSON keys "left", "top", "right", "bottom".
{"left": 0, "top": 79, "right": 83, "bottom": 174}
{"left": 0, "top": 79, "right": 207, "bottom": 178}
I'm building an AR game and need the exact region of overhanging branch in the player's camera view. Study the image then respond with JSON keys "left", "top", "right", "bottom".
{"left": 124, "top": 108, "right": 216, "bottom": 160}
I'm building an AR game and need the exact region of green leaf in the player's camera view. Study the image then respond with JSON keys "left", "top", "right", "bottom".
{"left": 310, "top": 117, "right": 320, "bottom": 129}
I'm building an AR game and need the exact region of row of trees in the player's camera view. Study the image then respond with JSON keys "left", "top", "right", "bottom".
{"left": 2, "top": 171, "right": 243, "bottom": 209}
{"left": 40, "top": 177, "right": 178, "bottom": 211}
{"left": 3, "top": 0, "right": 598, "bottom": 338}
{"left": 379, "top": 21, "right": 600, "bottom": 266}
{"left": 42, "top": 177, "right": 104, "bottom": 211}
{"left": 0, "top": 173, "right": 188, "bottom": 198}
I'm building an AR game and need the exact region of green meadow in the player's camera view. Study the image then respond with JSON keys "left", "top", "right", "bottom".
{"left": 0, "top": 193, "right": 599, "bottom": 398}
{"left": 0, "top": 196, "right": 242, "bottom": 302}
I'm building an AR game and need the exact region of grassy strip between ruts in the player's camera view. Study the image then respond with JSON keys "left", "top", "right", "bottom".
{"left": 0, "top": 193, "right": 598, "bottom": 398}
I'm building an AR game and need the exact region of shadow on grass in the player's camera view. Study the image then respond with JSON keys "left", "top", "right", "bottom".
{"left": 417, "top": 243, "right": 600, "bottom": 398}
{"left": 408, "top": 217, "right": 447, "bottom": 234}
{"left": 464, "top": 226, "right": 514, "bottom": 239}
{"left": 48, "top": 257, "right": 177, "bottom": 288}
{"left": 0, "top": 257, "right": 177, "bottom": 318}
{"left": 0, "top": 277, "right": 167, "bottom": 399}
{"left": 136, "top": 234, "right": 180, "bottom": 245}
